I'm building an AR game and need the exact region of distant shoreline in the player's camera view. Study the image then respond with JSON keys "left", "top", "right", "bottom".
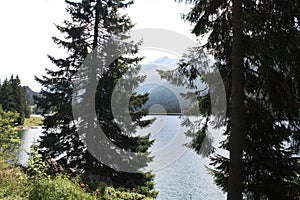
{"left": 18, "top": 115, "right": 44, "bottom": 130}
{"left": 18, "top": 125, "right": 41, "bottom": 131}
{"left": 147, "top": 113, "right": 182, "bottom": 116}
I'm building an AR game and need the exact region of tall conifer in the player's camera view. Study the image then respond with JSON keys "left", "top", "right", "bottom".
{"left": 171, "top": 0, "right": 300, "bottom": 198}
{"left": 35, "top": 0, "right": 156, "bottom": 196}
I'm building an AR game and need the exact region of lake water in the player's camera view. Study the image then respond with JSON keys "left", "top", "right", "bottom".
{"left": 17, "top": 116, "right": 226, "bottom": 200}
{"left": 142, "top": 115, "right": 226, "bottom": 200}
{"left": 17, "top": 127, "right": 44, "bottom": 166}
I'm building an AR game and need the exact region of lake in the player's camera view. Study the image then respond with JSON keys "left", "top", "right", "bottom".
{"left": 17, "top": 126, "right": 44, "bottom": 166}
{"left": 17, "top": 116, "right": 226, "bottom": 200}
{"left": 141, "top": 115, "right": 226, "bottom": 200}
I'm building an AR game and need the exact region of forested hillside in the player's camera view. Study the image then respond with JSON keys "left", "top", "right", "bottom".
{"left": 23, "top": 86, "right": 40, "bottom": 106}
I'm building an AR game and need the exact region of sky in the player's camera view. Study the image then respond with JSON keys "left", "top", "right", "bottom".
{"left": 0, "top": 0, "right": 196, "bottom": 91}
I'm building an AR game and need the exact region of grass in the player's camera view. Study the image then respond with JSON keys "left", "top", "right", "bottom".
{"left": 0, "top": 159, "right": 28, "bottom": 199}
{"left": 23, "top": 116, "right": 43, "bottom": 127}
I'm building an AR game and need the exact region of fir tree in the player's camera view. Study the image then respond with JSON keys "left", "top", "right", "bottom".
{"left": 0, "top": 75, "right": 27, "bottom": 125}
{"left": 10, "top": 76, "right": 26, "bottom": 125}
{"left": 0, "top": 79, "right": 14, "bottom": 114}
{"left": 165, "top": 0, "right": 300, "bottom": 199}
{"left": 36, "top": 0, "right": 156, "bottom": 197}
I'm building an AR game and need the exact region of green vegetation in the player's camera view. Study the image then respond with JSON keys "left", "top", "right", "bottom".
{"left": 2, "top": 0, "right": 298, "bottom": 199}
{"left": 28, "top": 174, "right": 97, "bottom": 200}
{"left": 0, "top": 104, "right": 152, "bottom": 200}
{"left": 0, "top": 135, "right": 152, "bottom": 200}
{"left": 23, "top": 116, "right": 43, "bottom": 127}
{"left": 0, "top": 158, "right": 153, "bottom": 200}
{"left": 164, "top": 0, "right": 300, "bottom": 199}
{"left": 0, "top": 159, "right": 28, "bottom": 200}
{"left": 35, "top": 0, "right": 156, "bottom": 198}
{"left": 0, "top": 106, "right": 21, "bottom": 160}
{"left": 0, "top": 75, "right": 30, "bottom": 125}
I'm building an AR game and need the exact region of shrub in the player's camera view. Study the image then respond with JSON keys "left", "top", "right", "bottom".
{"left": 102, "top": 187, "right": 152, "bottom": 200}
{"left": 0, "top": 106, "right": 21, "bottom": 160}
{"left": 28, "top": 175, "right": 97, "bottom": 200}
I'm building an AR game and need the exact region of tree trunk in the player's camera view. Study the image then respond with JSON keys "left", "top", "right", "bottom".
{"left": 228, "top": 0, "right": 244, "bottom": 199}
{"left": 93, "top": 0, "right": 101, "bottom": 50}
{"left": 85, "top": 0, "right": 101, "bottom": 173}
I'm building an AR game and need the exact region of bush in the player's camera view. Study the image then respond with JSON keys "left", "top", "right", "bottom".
{"left": 102, "top": 187, "right": 152, "bottom": 200}
{"left": 28, "top": 175, "right": 97, "bottom": 200}
{"left": 0, "top": 145, "right": 155, "bottom": 200}
{"left": 0, "top": 159, "right": 155, "bottom": 200}
{"left": 0, "top": 106, "right": 21, "bottom": 160}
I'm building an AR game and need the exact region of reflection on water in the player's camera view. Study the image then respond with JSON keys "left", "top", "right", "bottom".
{"left": 17, "top": 127, "right": 43, "bottom": 166}
{"left": 17, "top": 116, "right": 226, "bottom": 199}
{"left": 141, "top": 115, "right": 226, "bottom": 200}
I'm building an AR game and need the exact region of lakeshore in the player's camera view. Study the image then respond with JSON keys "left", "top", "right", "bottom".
{"left": 18, "top": 115, "right": 43, "bottom": 130}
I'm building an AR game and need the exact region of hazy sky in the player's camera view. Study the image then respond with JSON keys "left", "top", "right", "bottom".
{"left": 0, "top": 0, "right": 195, "bottom": 91}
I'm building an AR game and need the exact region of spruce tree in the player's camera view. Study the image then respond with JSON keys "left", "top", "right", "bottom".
{"left": 10, "top": 76, "right": 26, "bottom": 125}
{"left": 36, "top": 0, "right": 156, "bottom": 197}
{"left": 0, "top": 76, "right": 26, "bottom": 125}
{"left": 0, "top": 78, "right": 13, "bottom": 115}
{"left": 169, "top": 0, "right": 300, "bottom": 199}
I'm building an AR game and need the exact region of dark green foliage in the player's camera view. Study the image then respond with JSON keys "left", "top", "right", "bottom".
{"left": 0, "top": 75, "right": 28, "bottom": 125}
{"left": 35, "top": 0, "right": 156, "bottom": 197}
{"left": 170, "top": 0, "right": 300, "bottom": 199}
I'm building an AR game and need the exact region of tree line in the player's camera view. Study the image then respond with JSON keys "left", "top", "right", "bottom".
{"left": 0, "top": 75, "right": 31, "bottom": 125}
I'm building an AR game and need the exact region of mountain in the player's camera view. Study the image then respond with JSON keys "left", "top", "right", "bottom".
{"left": 146, "top": 56, "right": 179, "bottom": 68}
{"left": 135, "top": 83, "right": 181, "bottom": 114}
{"left": 23, "top": 86, "right": 40, "bottom": 105}
{"left": 136, "top": 56, "right": 204, "bottom": 114}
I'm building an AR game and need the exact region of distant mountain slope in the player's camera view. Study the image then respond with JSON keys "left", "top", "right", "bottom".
{"left": 23, "top": 86, "right": 40, "bottom": 105}
{"left": 136, "top": 56, "right": 204, "bottom": 114}
{"left": 135, "top": 83, "right": 181, "bottom": 114}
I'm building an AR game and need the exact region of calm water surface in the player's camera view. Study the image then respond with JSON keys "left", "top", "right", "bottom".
{"left": 17, "top": 116, "right": 226, "bottom": 200}
{"left": 17, "top": 127, "right": 44, "bottom": 165}
{"left": 144, "top": 115, "right": 226, "bottom": 200}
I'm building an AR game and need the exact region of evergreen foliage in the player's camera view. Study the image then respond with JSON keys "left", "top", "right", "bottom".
{"left": 0, "top": 75, "right": 28, "bottom": 125}
{"left": 166, "top": 0, "right": 300, "bottom": 199}
{"left": 35, "top": 0, "right": 156, "bottom": 197}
